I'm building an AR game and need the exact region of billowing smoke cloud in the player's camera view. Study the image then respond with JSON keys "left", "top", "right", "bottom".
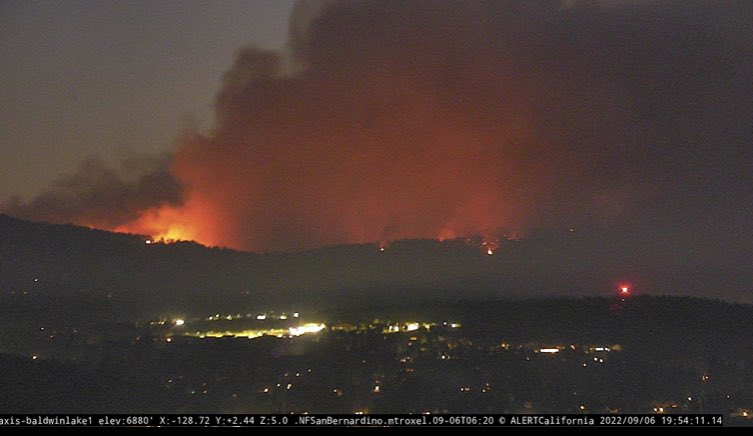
{"left": 2, "top": 154, "right": 182, "bottom": 229}
{"left": 7, "top": 0, "right": 753, "bottom": 255}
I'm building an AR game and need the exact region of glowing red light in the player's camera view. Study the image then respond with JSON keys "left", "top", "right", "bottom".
{"left": 619, "top": 285, "right": 630, "bottom": 295}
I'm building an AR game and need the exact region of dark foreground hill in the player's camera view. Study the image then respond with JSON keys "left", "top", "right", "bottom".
{"left": 2, "top": 214, "right": 752, "bottom": 419}
{"left": 0, "top": 213, "right": 750, "bottom": 319}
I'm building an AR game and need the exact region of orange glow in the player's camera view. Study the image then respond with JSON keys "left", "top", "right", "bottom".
{"left": 9, "top": 2, "right": 733, "bottom": 255}
{"left": 113, "top": 197, "right": 223, "bottom": 247}
{"left": 437, "top": 227, "right": 457, "bottom": 241}
{"left": 115, "top": 207, "right": 192, "bottom": 243}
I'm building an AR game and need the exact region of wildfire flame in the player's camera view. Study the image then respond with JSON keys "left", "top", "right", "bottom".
{"left": 115, "top": 202, "right": 215, "bottom": 246}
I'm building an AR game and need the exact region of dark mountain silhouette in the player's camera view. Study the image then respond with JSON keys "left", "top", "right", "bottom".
{"left": 2, "top": 213, "right": 752, "bottom": 418}
{"left": 0, "top": 213, "right": 749, "bottom": 320}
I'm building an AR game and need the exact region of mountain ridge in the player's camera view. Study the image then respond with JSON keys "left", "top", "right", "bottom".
{"left": 1, "top": 213, "right": 749, "bottom": 319}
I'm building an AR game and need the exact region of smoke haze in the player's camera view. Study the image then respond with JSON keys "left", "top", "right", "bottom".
{"left": 5, "top": 1, "right": 753, "bottom": 255}
{"left": 3, "top": 154, "right": 181, "bottom": 229}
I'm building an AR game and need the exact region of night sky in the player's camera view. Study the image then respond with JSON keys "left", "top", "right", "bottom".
{"left": 2, "top": 1, "right": 752, "bottom": 292}
{"left": 0, "top": 0, "right": 295, "bottom": 199}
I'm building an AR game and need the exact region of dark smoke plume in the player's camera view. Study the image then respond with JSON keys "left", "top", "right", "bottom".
{"left": 2, "top": 154, "right": 182, "bottom": 229}
{"left": 170, "top": 0, "right": 753, "bottom": 251}
{"left": 7, "top": 1, "right": 753, "bottom": 259}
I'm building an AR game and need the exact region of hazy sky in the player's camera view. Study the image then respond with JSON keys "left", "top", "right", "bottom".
{"left": 2, "top": 0, "right": 752, "bottom": 263}
{"left": 0, "top": 0, "right": 295, "bottom": 200}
